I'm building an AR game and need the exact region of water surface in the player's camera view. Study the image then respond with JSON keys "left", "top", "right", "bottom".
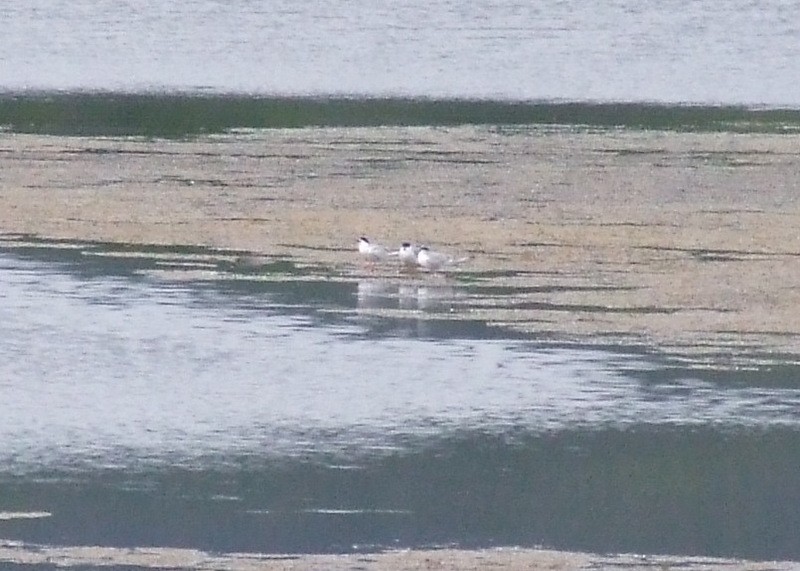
{"left": 1, "top": 239, "right": 800, "bottom": 559}
{"left": 2, "top": 0, "right": 799, "bottom": 105}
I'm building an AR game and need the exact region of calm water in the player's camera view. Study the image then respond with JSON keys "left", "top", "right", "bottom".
{"left": 2, "top": 239, "right": 800, "bottom": 559}
{"left": 2, "top": 0, "right": 799, "bottom": 106}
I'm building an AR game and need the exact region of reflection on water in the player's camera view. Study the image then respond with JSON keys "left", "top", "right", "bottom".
{"left": 357, "top": 280, "right": 458, "bottom": 312}
{"left": 2, "top": 240, "right": 800, "bottom": 560}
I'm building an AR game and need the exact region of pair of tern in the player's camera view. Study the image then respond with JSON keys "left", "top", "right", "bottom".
{"left": 358, "top": 237, "right": 468, "bottom": 271}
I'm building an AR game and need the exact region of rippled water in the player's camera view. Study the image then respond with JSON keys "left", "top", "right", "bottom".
{"left": 2, "top": 0, "right": 799, "bottom": 105}
{"left": 2, "top": 239, "right": 800, "bottom": 559}
{"left": 1, "top": 243, "right": 798, "bottom": 472}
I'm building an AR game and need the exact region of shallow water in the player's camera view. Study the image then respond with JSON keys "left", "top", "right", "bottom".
{"left": 2, "top": 0, "right": 799, "bottom": 105}
{"left": 1, "top": 238, "right": 800, "bottom": 559}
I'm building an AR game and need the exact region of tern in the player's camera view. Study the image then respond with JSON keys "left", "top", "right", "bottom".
{"left": 396, "top": 242, "right": 421, "bottom": 269}
{"left": 416, "top": 246, "right": 469, "bottom": 272}
{"left": 358, "top": 236, "right": 391, "bottom": 264}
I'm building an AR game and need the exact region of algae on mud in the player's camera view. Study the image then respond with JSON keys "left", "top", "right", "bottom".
{"left": 2, "top": 126, "right": 799, "bottom": 363}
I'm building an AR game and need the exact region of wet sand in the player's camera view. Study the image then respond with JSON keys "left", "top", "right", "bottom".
{"left": 3, "top": 127, "right": 800, "bottom": 363}
{"left": 2, "top": 127, "right": 800, "bottom": 569}
{"left": 1, "top": 539, "right": 798, "bottom": 571}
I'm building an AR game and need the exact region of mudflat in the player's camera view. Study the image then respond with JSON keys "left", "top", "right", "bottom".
{"left": 3, "top": 126, "right": 800, "bottom": 363}
{"left": 0, "top": 540, "right": 798, "bottom": 571}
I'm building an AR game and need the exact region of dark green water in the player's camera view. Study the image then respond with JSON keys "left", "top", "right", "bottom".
{"left": 3, "top": 427, "right": 799, "bottom": 558}
{"left": 2, "top": 93, "right": 800, "bottom": 137}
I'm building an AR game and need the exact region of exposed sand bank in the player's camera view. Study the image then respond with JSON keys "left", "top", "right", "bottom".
{"left": 0, "top": 540, "right": 797, "bottom": 571}
{"left": 3, "top": 126, "right": 800, "bottom": 362}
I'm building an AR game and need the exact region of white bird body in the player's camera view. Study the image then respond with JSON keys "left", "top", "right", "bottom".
{"left": 416, "top": 246, "right": 468, "bottom": 272}
{"left": 358, "top": 236, "right": 389, "bottom": 263}
{"left": 397, "top": 242, "right": 420, "bottom": 268}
